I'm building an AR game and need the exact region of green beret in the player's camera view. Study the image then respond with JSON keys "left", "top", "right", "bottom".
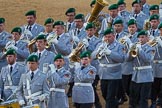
{"left": 11, "top": 27, "right": 22, "bottom": 34}
{"left": 158, "top": 23, "right": 162, "bottom": 29}
{"left": 53, "top": 21, "right": 64, "bottom": 27}
{"left": 36, "top": 34, "right": 46, "bottom": 40}
{"left": 149, "top": 5, "right": 159, "bottom": 10}
{"left": 149, "top": 14, "right": 159, "bottom": 21}
{"left": 90, "top": 0, "right": 96, "bottom": 7}
{"left": 0, "top": 18, "right": 5, "bottom": 24}
{"left": 132, "top": 0, "right": 141, "bottom": 6}
{"left": 75, "top": 14, "right": 84, "bottom": 20}
{"left": 108, "top": 4, "right": 118, "bottom": 10}
{"left": 117, "top": 0, "right": 126, "bottom": 5}
{"left": 6, "top": 48, "right": 16, "bottom": 56}
{"left": 85, "top": 22, "right": 95, "bottom": 30}
{"left": 137, "top": 30, "right": 148, "bottom": 37}
{"left": 54, "top": 54, "right": 64, "bottom": 61}
{"left": 65, "top": 8, "right": 76, "bottom": 15}
{"left": 128, "top": 19, "right": 137, "bottom": 26}
{"left": 27, "top": 55, "right": 38, "bottom": 62}
{"left": 25, "top": 10, "right": 36, "bottom": 16}
{"left": 104, "top": 28, "right": 114, "bottom": 35}
{"left": 80, "top": 51, "right": 91, "bottom": 59}
{"left": 113, "top": 19, "right": 123, "bottom": 25}
{"left": 44, "top": 18, "right": 54, "bottom": 25}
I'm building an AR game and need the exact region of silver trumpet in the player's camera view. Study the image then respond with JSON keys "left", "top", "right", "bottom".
{"left": 96, "top": 41, "right": 109, "bottom": 59}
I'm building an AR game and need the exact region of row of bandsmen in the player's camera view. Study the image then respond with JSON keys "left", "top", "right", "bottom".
{"left": 0, "top": 0, "right": 162, "bottom": 108}
{"left": 1, "top": 20, "right": 162, "bottom": 108}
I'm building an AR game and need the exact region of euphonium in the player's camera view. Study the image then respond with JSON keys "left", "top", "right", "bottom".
{"left": 69, "top": 42, "right": 85, "bottom": 62}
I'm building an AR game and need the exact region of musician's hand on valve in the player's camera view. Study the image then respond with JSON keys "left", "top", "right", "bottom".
{"left": 10, "top": 44, "right": 18, "bottom": 51}
{"left": 103, "top": 48, "right": 111, "bottom": 55}
{"left": 19, "top": 100, "right": 25, "bottom": 106}
{"left": 38, "top": 94, "right": 46, "bottom": 101}
{"left": 82, "top": 38, "right": 89, "bottom": 47}
{"left": 73, "top": 36, "right": 80, "bottom": 43}
{"left": 136, "top": 43, "right": 142, "bottom": 51}
{"left": 49, "top": 64, "right": 56, "bottom": 73}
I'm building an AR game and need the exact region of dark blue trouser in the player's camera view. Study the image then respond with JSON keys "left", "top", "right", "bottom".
{"left": 101, "top": 79, "right": 120, "bottom": 108}
{"left": 129, "top": 81, "right": 152, "bottom": 108}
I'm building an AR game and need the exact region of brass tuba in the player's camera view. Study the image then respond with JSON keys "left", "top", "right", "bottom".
{"left": 88, "top": 0, "right": 109, "bottom": 22}
{"left": 69, "top": 42, "right": 84, "bottom": 62}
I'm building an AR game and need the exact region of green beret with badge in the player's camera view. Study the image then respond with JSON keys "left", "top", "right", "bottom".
{"left": 80, "top": 51, "right": 91, "bottom": 59}
{"left": 6, "top": 48, "right": 17, "bottom": 56}
{"left": 132, "top": 0, "right": 141, "bottom": 6}
{"left": 36, "top": 34, "right": 46, "bottom": 40}
{"left": 65, "top": 8, "right": 76, "bottom": 15}
{"left": 90, "top": 0, "right": 96, "bottom": 7}
{"left": 25, "top": 10, "right": 36, "bottom": 16}
{"left": 108, "top": 4, "right": 118, "bottom": 10}
{"left": 11, "top": 27, "right": 22, "bottom": 34}
{"left": 137, "top": 30, "right": 148, "bottom": 38}
{"left": 75, "top": 14, "right": 85, "bottom": 20}
{"left": 54, "top": 54, "right": 64, "bottom": 61}
{"left": 117, "top": 0, "right": 126, "bottom": 5}
{"left": 44, "top": 18, "right": 54, "bottom": 25}
{"left": 149, "top": 5, "right": 159, "bottom": 10}
{"left": 53, "top": 21, "right": 64, "bottom": 27}
{"left": 158, "top": 23, "right": 162, "bottom": 29}
{"left": 85, "top": 22, "right": 95, "bottom": 30}
{"left": 128, "top": 19, "right": 137, "bottom": 26}
{"left": 149, "top": 14, "right": 159, "bottom": 21}
{"left": 0, "top": 18, "right": 5, "bottom": 24}
{"left": 113, "top": 19, "right": 123, "bottom": 25}
{"left": 27, "top": 55, "right": 39, "bottom": 62}
{"left": 104, "top": 28, "right": 114, "bottom": 35}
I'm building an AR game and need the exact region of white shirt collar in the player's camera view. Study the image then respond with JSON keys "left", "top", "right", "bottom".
{"left": 30, "top": 68, "right": 38, "bottom": 75}
{"left": 8, "top": 62, "right": 17, "bottom": 70}
{"left": 26, "top": 23, "right": 36, "bottom": 29}
{"left": 37, "top": 49, "right": 46, "bottom": 56}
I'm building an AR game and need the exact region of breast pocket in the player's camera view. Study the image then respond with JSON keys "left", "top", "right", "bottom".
{"left": 34, "top": 83, "right": 43, "bottom": 90}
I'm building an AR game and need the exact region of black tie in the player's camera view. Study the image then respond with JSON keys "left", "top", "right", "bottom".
{"left": 152, "top": 30, "right": 155, "bottom": 36}
{"left": 134, "top": 14, "right": 137, "bottom": 19}
{"left": 15, "top": 43, "right": 17, "bottom": 46}
{"left": 57, "top": 35, "right": 60, "bottom": 40}
{"left": 38, "top": 53, "right": 41, "bottom": 59}
{"left": 81, "top": 66, "right": 85, "bottom": 70}
{"left": 10, "top": 66, "right": 13, "bottom": 74}
{"left": 116, "top": 34, "right": 119, "bottom": 39}
{"left": 68, "top": 23, "right": 71, "bottom": 31}
{"left": 77, "top": 29, "right": 80, "bottom": 35}
{"left": 88, "top": 38, "right": 90, "bottom": 42}
{"left": 56, "top": 70, "right": 58, "bottom": 72}
{"left": 28, "top": 26, "right": 32, "bottom": 31}
{"left": 31, "top": 72, "right": 34, "bottom": 80}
